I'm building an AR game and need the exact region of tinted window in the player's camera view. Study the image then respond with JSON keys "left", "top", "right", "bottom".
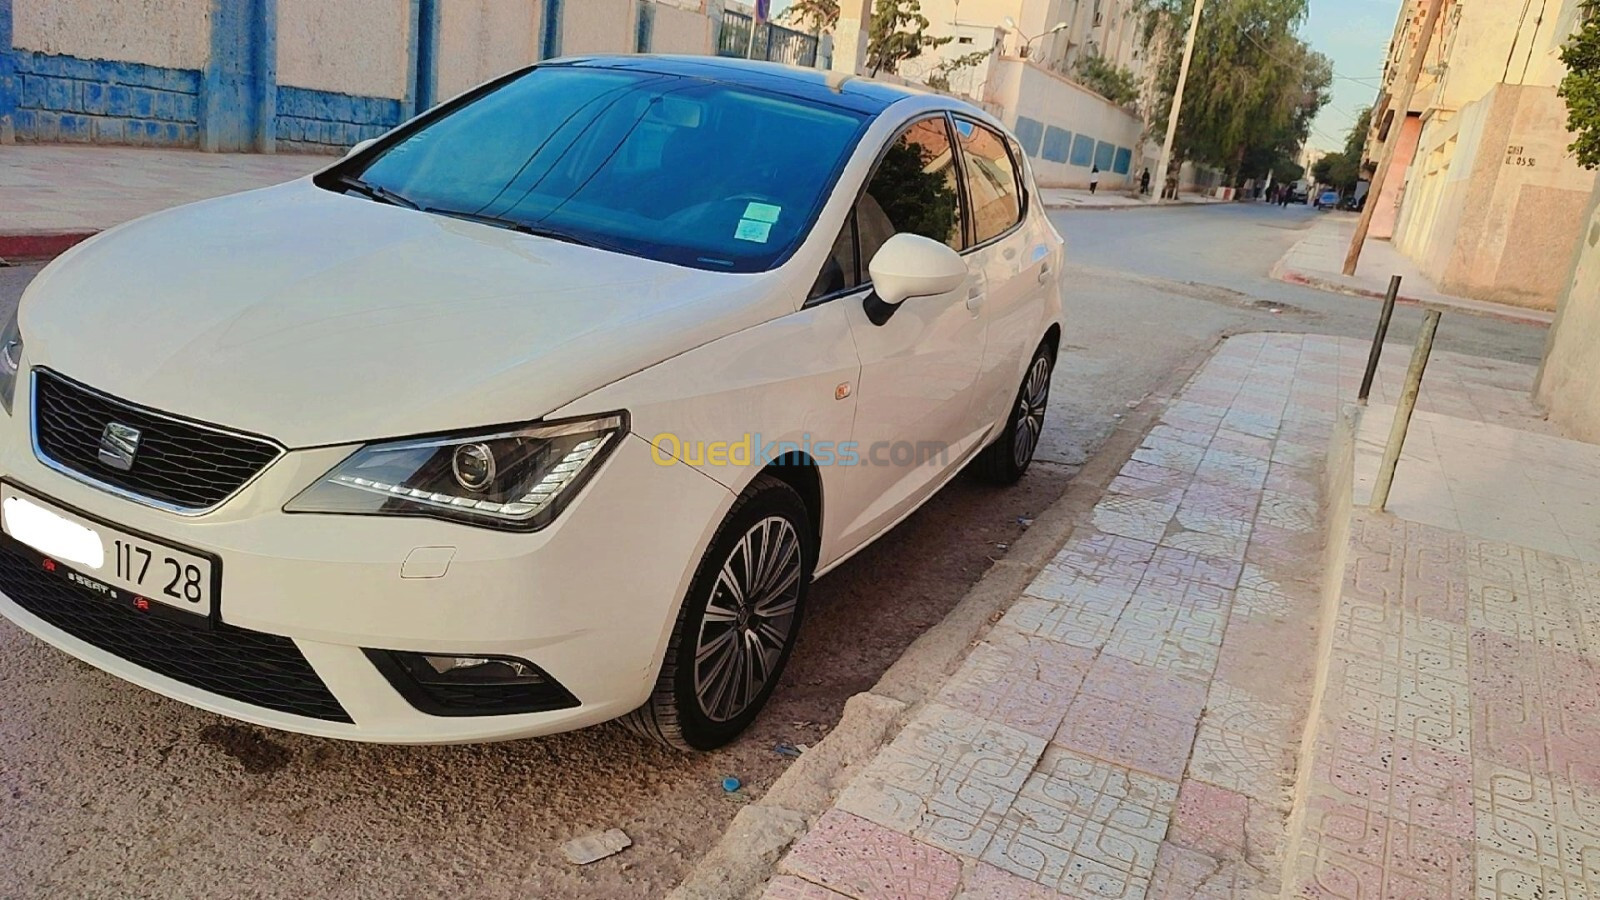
{"left": 857, "top": 116, "right": 966, "bottom": 270}
{"left": 338, "top": 67, "right": 869, "bottom": 273}
{"left": 955, "top": 118, "right": 1023, "bottom": 244}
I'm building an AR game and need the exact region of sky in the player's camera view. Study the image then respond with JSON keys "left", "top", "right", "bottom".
{"left": 1300, "top": 0, "right": 1404, "bottom": 153}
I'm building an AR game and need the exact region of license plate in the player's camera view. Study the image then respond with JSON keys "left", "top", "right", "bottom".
{"left": 0, "top": 483, "right": 216, "bottom": 620}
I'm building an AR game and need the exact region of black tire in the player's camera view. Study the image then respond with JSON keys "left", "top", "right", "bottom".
{"left": 972, "top": 339, "right": 1055, "bottom": 485}
{"left": 623, "top": 475, "right": 814, "bottom": 751}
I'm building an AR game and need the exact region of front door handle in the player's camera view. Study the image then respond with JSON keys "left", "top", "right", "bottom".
{"left": 1038, "top": 263, "right": 1052, "bottom": 284}
{"left": 966, "top": 287, "right": 985, "bottom": 312}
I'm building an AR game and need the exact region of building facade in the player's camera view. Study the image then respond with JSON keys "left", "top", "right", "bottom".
{"left": 0, "top": 0, "right": 719, "bottom": 152}
{"left": 1365, "top": 0, "right": 1596, "bottom": 310}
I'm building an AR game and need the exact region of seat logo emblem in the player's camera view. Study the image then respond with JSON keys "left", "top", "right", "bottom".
{"left": 97, "top": 422, "right": 142, "bottom": 472}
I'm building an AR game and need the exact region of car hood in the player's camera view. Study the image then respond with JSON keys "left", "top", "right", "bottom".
{"left": 20, "top": 181, "right": 781, "bottom": 448}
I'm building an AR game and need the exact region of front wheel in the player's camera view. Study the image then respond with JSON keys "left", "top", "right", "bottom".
{"left": 971, "top": 341, "right": 1054, "bottom": 485}
{"left": 623, "top": 475, "right": 813, "bottom": 751}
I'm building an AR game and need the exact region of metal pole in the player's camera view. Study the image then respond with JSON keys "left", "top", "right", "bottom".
{"left": 1358, "top": 275, "right": 1403, "bottom": 405}
{"left": 1371, "top": 308, "right": 1441, "bottom": 513}
{"left": 1153, "top": 0, "right": 1206, "bottom": 204}
{"left": 1343, "top": 0, "right": 1446, "bottom": 275}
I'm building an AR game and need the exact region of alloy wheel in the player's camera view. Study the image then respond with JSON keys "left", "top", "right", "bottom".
{"left": 693, "top": 516, "right": 802, "bottom": 723}
{"left": 1013, "top": 356, "right": 1051, "bottom": 469}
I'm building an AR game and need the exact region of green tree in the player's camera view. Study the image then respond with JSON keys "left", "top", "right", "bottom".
{"left": 1559, "top": 1, "right": 1600, "bottom": 169}
{"left": 866, "top": 0, "right": 952, "bottom": 75}
{"left": 1313, "top": 106, "right": 1372, "bottom": 192}
{"left": 1073, "top": 53, "right": 1142, "bottom": 106}
{"left": 787, "top": 0, "right": 840, "bottom": 33}
{"left": 1146, "top": 0, "right": 1332, "bottom": 183}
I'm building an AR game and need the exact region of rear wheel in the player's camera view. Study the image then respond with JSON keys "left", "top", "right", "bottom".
{"left": 623, "top": 475, "right": 813, "bottom": 751}
{"left": 972, "top": 341, "right": 1054, "bottom": 485}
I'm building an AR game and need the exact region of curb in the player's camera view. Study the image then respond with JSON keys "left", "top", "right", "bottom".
{"left": 1268, "top": 255, "right": 1554, "bottom": 328}
{"left": 0, "top": 231, "right": 96, "bottom": 263}
{"left": 668, "top": 337, "right": 1224, "bottom": 900}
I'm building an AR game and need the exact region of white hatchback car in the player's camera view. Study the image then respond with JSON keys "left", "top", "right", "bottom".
{"left": 0, "top": 57, "right": 1064, "bottom": 750}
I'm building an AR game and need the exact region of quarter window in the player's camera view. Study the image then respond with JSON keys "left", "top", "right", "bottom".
{"left": 954, "top": 118, "right": 1023, "bottom": 244}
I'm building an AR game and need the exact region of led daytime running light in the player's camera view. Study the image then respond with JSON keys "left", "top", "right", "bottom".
{"left": 330, "top": 434, "right": 610, "bottom": 518}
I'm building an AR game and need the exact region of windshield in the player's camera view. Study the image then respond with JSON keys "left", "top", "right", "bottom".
{"left": 334, "top": 65, "right": 871, "bottom": 273}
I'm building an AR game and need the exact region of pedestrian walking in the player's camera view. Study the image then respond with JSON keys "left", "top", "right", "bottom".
{"left": 1140, "top": 168, "right": 1152, "bottom": 196}
{"left": 1089, "top": 166, "right": 1101, "bottom": 195}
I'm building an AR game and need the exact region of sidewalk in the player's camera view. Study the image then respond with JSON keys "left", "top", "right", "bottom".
{"left": 1039, "top": 188, "right": 1226, "bottom": 211}
{"left": 1, "top": 144, "right": 328, "bottom": 259}
{"left": 679, "top": 332, "right": 1600, "bottom": 899}
{"left": 1271, "top": 214, "right": 1555, "bottom": 326}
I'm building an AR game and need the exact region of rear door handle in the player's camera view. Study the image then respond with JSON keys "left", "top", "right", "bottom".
{"left": 1038, "top": 263, "right": 1052, "bottom": 284}
{"left": 966, "top": 287, "right": 985, "bottom": 312}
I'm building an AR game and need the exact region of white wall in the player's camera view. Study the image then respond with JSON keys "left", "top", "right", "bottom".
{"left": 277, "top": 0, "right": 411, "bottom": 99}
{"left": 988, "top": 57, "right": 1144, "bottom": 189}
{"left": 648, "top": 3, "right": 714, "bottom": 55}
{"left": 436, "top": 0, "right": 542, "bottom": 101}
{"left": 12, "top": 0, "right": 211, "bottom": 70}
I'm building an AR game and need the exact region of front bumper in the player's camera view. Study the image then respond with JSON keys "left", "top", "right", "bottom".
{"left": 0, "top": 391, "right": 733, "bottom": 743}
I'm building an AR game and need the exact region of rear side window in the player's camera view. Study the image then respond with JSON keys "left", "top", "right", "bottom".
{"left": 809, "top": 115, "right": 966, "bottom": 300}
{"left": 954, "top": 118, "right": 1023, "bottom": 244}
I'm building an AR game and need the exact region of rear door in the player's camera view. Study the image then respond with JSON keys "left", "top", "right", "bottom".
{"left": 952, "top": 116, "right": 1048, "bottom": 435}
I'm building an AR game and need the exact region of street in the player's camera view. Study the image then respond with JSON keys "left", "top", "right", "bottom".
{"left": 0, "top": 203, "right": 1548, "bottom": 899}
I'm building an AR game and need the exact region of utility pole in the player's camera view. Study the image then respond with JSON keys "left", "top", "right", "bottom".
{"left": 1153, "top": 0, "right": 1206, "bottom": 204}
{"left": 1342, "top": 0, "right": 1447, "bottom": 275}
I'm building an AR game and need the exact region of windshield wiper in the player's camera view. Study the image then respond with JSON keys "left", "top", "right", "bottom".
{"left": 425, "top": 208, "right": 609, "bottom": 250}
{"left": 334, "top": 174, "right": 420, "bottom": 210}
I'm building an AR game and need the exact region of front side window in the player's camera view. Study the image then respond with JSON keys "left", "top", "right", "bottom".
{"left": 333, "top": 66, "right": 869, "bottom": 273}
{"left": 809, "top": 115, "right": 968, "bottom": 299}
{"left": 954, "top": 118, "right": 1023, "bottom": 244}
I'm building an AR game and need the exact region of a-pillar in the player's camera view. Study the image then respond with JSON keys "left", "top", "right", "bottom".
{"left": 832, "top": 0, "right": 871, "bottom": 76}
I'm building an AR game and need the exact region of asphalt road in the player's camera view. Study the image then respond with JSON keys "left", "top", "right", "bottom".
{"left": 0, "top": 204, "right": 1547, "bottom": 898}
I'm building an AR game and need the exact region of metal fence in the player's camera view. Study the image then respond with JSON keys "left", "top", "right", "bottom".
{"left": 716, "top": 11, "right": 819, "bottom": 68}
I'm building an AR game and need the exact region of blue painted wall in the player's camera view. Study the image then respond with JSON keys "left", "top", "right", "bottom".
{"left": 10, "top": 52, "right": 202, "bottom": 145}
{"left": 276, "top": 86, "right": 403, "bottom": 152}
{"left": 0, "top": 0, "right": 421, "bottom": 151}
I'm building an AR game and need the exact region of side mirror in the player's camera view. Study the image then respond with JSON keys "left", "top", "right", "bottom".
{"left": 345, "top": 138, "right": 378, "bottom": 158}
{"left": 863, "top": 233, "right": 967, "bottom": 325}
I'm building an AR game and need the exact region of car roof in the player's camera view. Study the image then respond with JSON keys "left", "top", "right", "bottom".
{"left": 552, "top": 54, "right": 939, "bottom": 116}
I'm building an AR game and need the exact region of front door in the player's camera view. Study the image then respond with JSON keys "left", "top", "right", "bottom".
{"left": 819, "top": 115, "right": 989, "bottom": 559}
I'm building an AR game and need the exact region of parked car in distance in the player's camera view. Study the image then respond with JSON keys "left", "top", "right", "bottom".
{"left": 1316, "top": 189, "right": 1342, "bottom": 210}
{"left": 0, "top": 56, "right": 1066, "bottom": 751}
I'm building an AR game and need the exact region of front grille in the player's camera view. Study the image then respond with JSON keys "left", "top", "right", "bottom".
{"left": 32, "top": 369, "right": 283, "bottom": 511}
{"left": 0, "top": 542, "right": 352, "bottom": 723}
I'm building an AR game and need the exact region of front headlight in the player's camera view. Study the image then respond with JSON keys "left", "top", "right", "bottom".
{"left": 0, "top": 309, "right": 23, "bottom": 415}
{"left": 285, "top": 412, "right": 627, "bottom": 531}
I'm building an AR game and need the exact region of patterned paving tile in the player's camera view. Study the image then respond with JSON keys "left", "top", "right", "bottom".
{"left": 1210, "top": 429, "right": 1276, "bottom": 461}
{"left": 1203, "top": 683, "right": 1298, "bottom": 748}
{"left": 953, "top": 860, "right": 1065, "bottom": 899}
{"left": 1003, "top": 595, "right": 1126, "bottom": 651}
{"left": 1094, "top": 493, "right": 1183, "bottom": 544}
{"left": 1149, "top": 841, "right": 1270, "bottom": 899}
{"left": 763, "top": 875, "right": 854, "bottom": 899}
{"left": 836, "top": 703, "right": 1047, "bottom": 858}
{"left": 1167, "top": 779, "right": 1286, "bottom": 870}
{"left": 1141, "top": 546, "right": 1245, "bottom": 594}
{"left": 1187, "top": 721, "right": 1296, "bottom": 811}
{"left": 780, "top": 809, "right": 963, "bottom": 900}
{"left": 1055, "top": 692, "right": 1200, "bottom": 781}
{"left": 1102, "top": 596, "right": 1227, "bottom": 683}
{"left": 1474, "top": 763, "right": 1600, "bottom": 892}
{"left": 1027, "top": 531, "right": 1160, "bottom": 600}
{"left": 1311, "top": 721, "right": 1474, "bottom": 841}
{"left": 1295, "top": 796, "right": 1475, "bottom": 898}
{"left": 1133, "top": 440, "right": 1208, "bottom": 476}
{"left": 1080, "top": 651, "right": 1211, "bottom": 723}
{"left": 936, "top": 629, "right": 1096, "bottom": 740}
{"left": 1257, "top": 489, "right": 1320, "bottom": 534}
{"left": 981, "top": 746, "right": 1177, "bottom": 898}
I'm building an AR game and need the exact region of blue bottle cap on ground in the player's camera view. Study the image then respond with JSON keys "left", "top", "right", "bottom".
{"left": 722, "top": 776, "right": 741, "bottom": 792}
